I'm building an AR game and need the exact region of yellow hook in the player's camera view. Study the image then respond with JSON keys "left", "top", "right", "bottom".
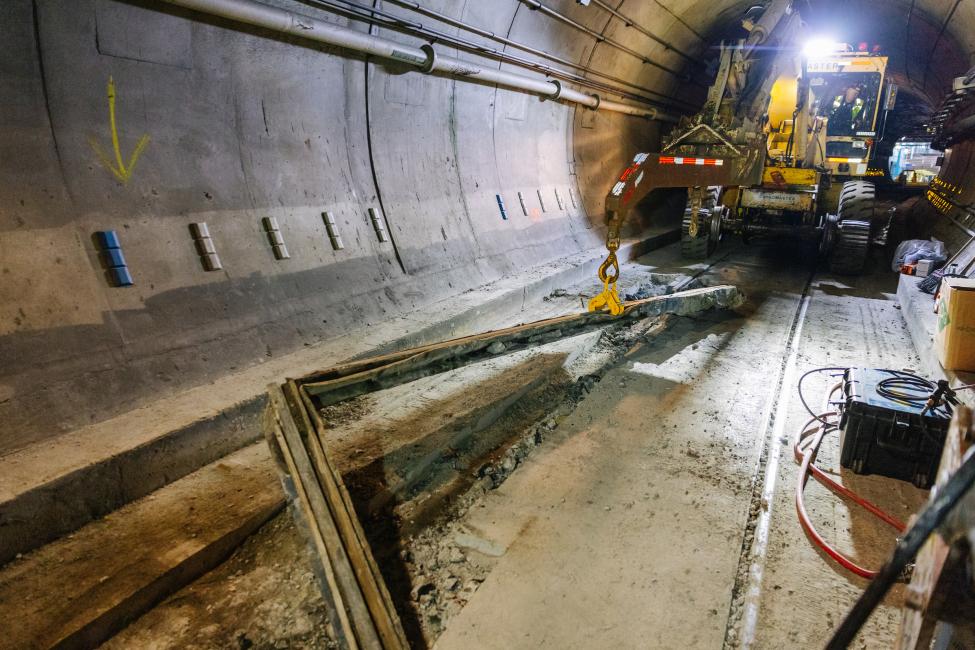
{"left": 588, "top": 250, "right": 624, "bottom": 316}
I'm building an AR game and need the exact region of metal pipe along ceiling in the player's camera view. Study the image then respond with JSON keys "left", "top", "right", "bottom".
{"left": 159, "top": 0, "right": 681, "bottom": 122}
{"left": 341, "top": 0, "right": 694, "bottom": 110}
{"left": 588, "top": 0, "right": 701, "bottom": 66}
{"left": 519, "top": 0, "right": 695, "bottom": 83}
{"left": 309, "top": 0, "right": 689, "bottom": 110}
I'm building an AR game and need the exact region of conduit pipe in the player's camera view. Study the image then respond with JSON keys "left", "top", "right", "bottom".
{"left": 588, "top": 0, "right": 700, "bottom": 66}
{"left": 311, "top": 0, "right": 687, "bottom": 109}
{"left": 161, "top": 0, "right": 680, "bottom": 122}
{"left": 376, "top": 0, "right": 694, "bottom": 109}
{"left": 519, "top": 0, "right": 694, "bottom": 83}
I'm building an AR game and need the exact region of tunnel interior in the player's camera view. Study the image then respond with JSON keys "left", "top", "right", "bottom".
{"left": 2, "top": 0, "right": 969, "bottom": 452}
{"left": 3, "top": 0, "right": 975, "bottom": 648}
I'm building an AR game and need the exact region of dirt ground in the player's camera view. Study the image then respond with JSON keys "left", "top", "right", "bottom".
{"left": 105, "top": 513, "right": 335, "bottom": 650}
{"left": 106, "top": 237, "right": 932, "bottom": 649}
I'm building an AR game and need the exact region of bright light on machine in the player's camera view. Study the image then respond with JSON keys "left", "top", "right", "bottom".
{"left": 802, "top": 37, "right": 843, "bottom": 59}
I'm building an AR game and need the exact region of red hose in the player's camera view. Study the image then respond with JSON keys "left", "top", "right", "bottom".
{"left": 793, "top": 407, "right": 907, "bottom": 579}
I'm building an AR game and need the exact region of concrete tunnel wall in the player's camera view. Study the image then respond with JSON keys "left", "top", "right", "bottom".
{"left": 3, "top": 0, "right": 972, "bottom": 455}
{"left": 0, "top": 0, "right": 729, "bottom": 454}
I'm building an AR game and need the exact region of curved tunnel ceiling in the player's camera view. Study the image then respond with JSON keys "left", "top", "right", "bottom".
{"left": 565, "top": 0, "right": 973, "bottom": 216}
{"left": 575, "top": 0, "right": 971, "bottom": 119}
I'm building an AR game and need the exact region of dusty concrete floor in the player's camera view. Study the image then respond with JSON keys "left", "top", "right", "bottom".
{"left": 435, "top": 242, "right": 926, "bottom": 649}
{"left": 105, "top": 239, "right": 928, "bottom": 649}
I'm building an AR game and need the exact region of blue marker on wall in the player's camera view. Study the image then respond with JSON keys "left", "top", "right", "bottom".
{"left": 94, "top": 230, "right": 133, "bottom": 287}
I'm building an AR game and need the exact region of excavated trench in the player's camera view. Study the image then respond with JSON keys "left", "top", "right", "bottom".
{"left": 308, "top": 271, "right": 699, "bottom": 647}
{"left": 336, "top": 318, "right": 674, "bottom": 646}
{"left": 105, "top": 268, "right": 700, "bottom": 649}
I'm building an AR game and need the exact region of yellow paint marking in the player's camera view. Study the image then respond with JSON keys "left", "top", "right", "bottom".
{"left": 88, "top": 76, "right": 150, "bottom": 183}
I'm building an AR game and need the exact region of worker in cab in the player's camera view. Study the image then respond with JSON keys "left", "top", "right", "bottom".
{"left": 828, "top": 84, "right": 865, "bottom": 135}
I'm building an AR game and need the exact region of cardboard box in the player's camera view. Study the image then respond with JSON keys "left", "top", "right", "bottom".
{"left": 936, "top": 277, "right": 975, "bottom": 371}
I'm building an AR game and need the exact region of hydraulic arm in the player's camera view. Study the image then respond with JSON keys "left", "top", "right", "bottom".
{"left": 588, "top": 0, "right": 802, "bottom": 314}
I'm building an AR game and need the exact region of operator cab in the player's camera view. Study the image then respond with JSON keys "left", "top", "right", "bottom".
{"left": 806, "top": 46, "right": 888, "bottom": 176}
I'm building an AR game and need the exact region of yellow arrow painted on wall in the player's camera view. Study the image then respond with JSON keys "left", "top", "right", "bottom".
{"left": 88, "top": 76, "right": 150, "bottom": 184}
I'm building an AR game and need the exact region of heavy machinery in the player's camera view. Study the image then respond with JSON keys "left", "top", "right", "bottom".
{"left": 589, "top": 0, "right": 891, "bottom": 315}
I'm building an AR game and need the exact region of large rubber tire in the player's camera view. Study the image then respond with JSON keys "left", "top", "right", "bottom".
{"left": 681, "top": 186, "right": 721, "bottom": 260}
{"left": 828, "top": 180, "right": 874, "bottom": 275}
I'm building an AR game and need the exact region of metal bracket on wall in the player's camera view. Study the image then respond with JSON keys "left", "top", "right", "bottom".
{"left": 368, "top": 207, "right": 390, "bottom": 243}
{"left": 517, "top": 191, "right": 528, "bottom": 216}
{"left": 537, "top": 188, "right": 547, "bottom": 212}
{"left": 568, "top": 187, "right": 578, "bottom": 209}
{"left": 189, "top": 222, "right": 223, "bottom": 271}
{"left": 554, "top": 188, "right": 565, "bottom": 211}
{"left": 322, "top": 212, "right": 345, "bottom": 250}
{"left": 262, "top": 217, "right": 290, "bottom": 260}
{"left": 94, "top": 230, "right": 133, "bottom": 287}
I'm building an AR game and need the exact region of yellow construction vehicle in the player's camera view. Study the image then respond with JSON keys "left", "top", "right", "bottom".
{"left": 746, "top": 43, "right": 889, "bottom": 273}
{"left": 590, "top": 1, "right": 893, "bottom": 313}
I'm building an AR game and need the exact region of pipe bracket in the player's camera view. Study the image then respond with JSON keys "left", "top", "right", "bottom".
{"left": 419, "top": 43, "right": 437, "bottom": 73}
{"left": 548, "top": 79, "right": 563, "bottom": 101}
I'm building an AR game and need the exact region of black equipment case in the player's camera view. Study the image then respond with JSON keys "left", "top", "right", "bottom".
{"left": 839, "top": 368, "right": 951, "bottom": 489}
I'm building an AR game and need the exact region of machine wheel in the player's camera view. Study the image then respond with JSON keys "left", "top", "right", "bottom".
{"left": 681, "top": 186, "right": 721, "bottom": 260}
{"left": 828, "top": 181, "right": 874, "bottom": 275}
{"left": 836, "top": 180, "right": 876, "bottom": 222}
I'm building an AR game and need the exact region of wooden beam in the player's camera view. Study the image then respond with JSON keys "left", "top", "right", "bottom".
{"left": 285, "top": 381, "right": 409, "bottom": 649}
{"left": 300, "top": 285, "right": 743, "bottom": 405}
{"left": 266, "top": 385, "right": 405, "bottom": 649}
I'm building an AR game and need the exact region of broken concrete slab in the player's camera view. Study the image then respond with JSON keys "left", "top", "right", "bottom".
{"left": 453, "top": 531, "right": 507, "bottom": 558}
{"left": 301, "top": 285, "right": 745, "bottom": 407}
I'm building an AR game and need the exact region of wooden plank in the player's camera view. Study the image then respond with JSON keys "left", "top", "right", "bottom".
{"left": 301, "top": 285, "right": 743, "bottom": 404}
{"left": 267, "top": 385, "right": 382, "bottom": 649}
{"left": 298, "top": 386, "right": 408, "bottom": 634}
{"left": 283, "top": 382, "right": 409, "bottom": 649}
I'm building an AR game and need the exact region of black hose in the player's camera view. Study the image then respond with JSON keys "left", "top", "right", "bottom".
{"left": 797, "top": 367, "right": 849, "bottom": 426}
{"left": 798, "top": 368, "right": 955, "bottom": 425}
{"left": 826, "top": 448, "right": 975, "bottom": 649}
{"left": 875, "top": 373, "right": 936, "bottom": 406}
{"left": 874, "top": 371, "right": 953, "bottom": 419}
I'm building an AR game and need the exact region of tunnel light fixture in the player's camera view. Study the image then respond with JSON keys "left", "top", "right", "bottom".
{"left": 802, "top": 37, "right": 843, "bottom": 60}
